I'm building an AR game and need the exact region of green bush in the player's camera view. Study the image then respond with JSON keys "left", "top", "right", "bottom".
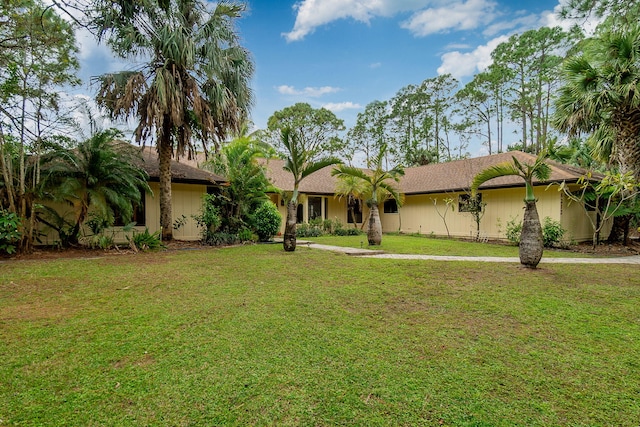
{"left": 203, "top": 231, "right": 240, "bottom": 246}
{"left": 237, "top": 227, "right": 257, "bottom": 243}
{"left": 128, "top": 228, "right": 164, "bottom": 251}
{"left": 193, "top": 194, "right": 221, "bottom": 234}
{"left": 251, "top": 202, "right": 281, "bottom": 242}
{"left": 0, "top": 209, "right": 22, "bottom": 255}
{"left": 542, "top": 217, "right": 566, "bottom": 248}
{"left": 87, "top": 234, "right": 115, "bottom": 250}
{"left": 505, "top": 216, "right": 522, "bottom": 245}
{"left": 296, "top": 222, "right": 324, "bottom": 238}
{"left": 505, "top": 216, "right": 566, "bottom": 248}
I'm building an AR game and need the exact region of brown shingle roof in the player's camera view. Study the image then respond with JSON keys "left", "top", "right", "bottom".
{"left": 400, "top": 151, "right": 593, "bottom": 195}
{"left": 139, "top": 147, "right": 225, "bottom": 185}
{"left": 259, "top": 158, "right": 338, "bottom": 194}
{"left": 261, "top": 151, "right": 594, "bottom": 195}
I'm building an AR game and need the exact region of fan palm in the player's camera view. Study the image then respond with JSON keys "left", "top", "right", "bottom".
{"left": 554, "top": 26, "right": 640, "bottom": 182}
{"left": 471, "top": 152, "right": 550, "bottom": 268}
{"left": 41, "top": 130, "right": 150, "bottom": 246}
{"left": 94, "top": 0, "right": 253, "bottom": 240}
{"left": 280, "top": 128, "right": 340, "bottom": 252}
{"left": 331, "top": 144, "right": 404, "bottom": 245}
{"left": 554, "top": 26, "right": 640, "bottom": 243}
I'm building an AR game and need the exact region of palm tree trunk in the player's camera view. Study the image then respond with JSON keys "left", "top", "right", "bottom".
{"left": 283, "top": 200, "right": 297, "bottom": 252}
{"left": 367, "top": 203, "right": 382, "bottom": 245}
{"left": 519, "top": 200, "right": 543, "bottom": 268}
{"left": 158, "top": 137, "right": 173, "bottom": 241}
{"left": 607, "top": 215, "right": 630, "bottom": 245}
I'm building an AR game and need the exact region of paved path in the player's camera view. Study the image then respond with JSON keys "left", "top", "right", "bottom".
{"left": 305, "top": 243, "right": 640, "bottom": 265}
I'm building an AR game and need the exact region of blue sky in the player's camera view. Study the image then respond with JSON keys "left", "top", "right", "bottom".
{"left": 71, "top": 0, "right": 596, "bottom": 157}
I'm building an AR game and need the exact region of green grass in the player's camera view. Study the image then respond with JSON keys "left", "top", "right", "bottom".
{"left": 308, "top": 233, "right": 591, "bottom": 258}
{"left": 1, "top": 245, "right": 639, "bottom": 426}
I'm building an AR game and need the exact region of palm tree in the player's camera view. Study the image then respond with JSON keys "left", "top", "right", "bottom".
{"left": 41, "top": 129, "right": 150, "bottom": 246}
{"left": 471, "top": 152, "right": 550, "bottom": 268}
{"left": 202, "top": 136, "right": 272, "bottom": 232}
{"left": 94, "top": 0, "right": 253, "bottom": 240}
{"left": 331, "top": 144, "right": 404, "bottom": 245}
{"left": 280, "top": 128, "right": 340, "bottom": 252}
{"left": 554, "top": 25, "right": 640, "bottom": 243}
{"left": 334, "top": 174, "right": 368, "bottom": 229}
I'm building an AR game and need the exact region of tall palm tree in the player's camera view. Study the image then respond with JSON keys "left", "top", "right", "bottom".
{"left": 41, "top": 129, "right": 150, "bottom": 246}
{"left": 332, "top": 144, "right": 404, "bottom": 245}
{"left": 554, "top": 25, "right": 640, "bottom": 243}
{"left": 94, "top": 0, "right": 253, "bottom": 240}
{"left": 471, "top": 152, "right": 550, "bottom": 268}
{"left": 280, "top": 128, "right": 340, "bottom": 252}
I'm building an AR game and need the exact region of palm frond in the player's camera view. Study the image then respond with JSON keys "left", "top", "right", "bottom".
{"left": 470, "top": 162, "right": 521, "bottom": 194}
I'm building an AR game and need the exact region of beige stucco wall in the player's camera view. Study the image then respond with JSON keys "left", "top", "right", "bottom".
{"left": 142, "top": 182, "right": 208, "bottom": 241}
{"left": 379, "top": 185, "right": 607, "bottom": 243}
{"left": 380, "top": 187, "right": 560, "bottom": 240}
{"left": 36, "top": 182, "right": 209, "bottom": 245}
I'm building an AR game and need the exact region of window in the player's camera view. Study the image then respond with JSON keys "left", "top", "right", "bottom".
{"left": 296, "top": 204, "right": 303, "bottom": 223}
{"left": 383, "top": 199, "right": 398, "bottom": 213}
{"left": 459, "top": 193, "right": 482, "bottom": 213}
{"left": 308, "top": 196, "right": 323, "bottom": 221}
{"left": 114, "top": 192, "right": 146, "bottom": 226}
{"left": 347, "top": 198, "right": 363, "bottom": 224}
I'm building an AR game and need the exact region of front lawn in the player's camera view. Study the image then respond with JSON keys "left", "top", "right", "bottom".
{"left": 308, "top": 233, "right": 593, "bottom": 257}
{"left": 1, "top": 244, "right": 639, "bottom": 426}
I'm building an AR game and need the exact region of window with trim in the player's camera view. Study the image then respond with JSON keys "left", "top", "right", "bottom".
{"left": 347, "top": 198, "right": 363, "bottom": 224}
{"left": 383, "top": 199, "right": 398, "bottom": 213}
{"left": 114, "top": 192, "right": 146, "bottom": 226}
{"left": 458, "top": 193, "right": 482, "bottom": 212}
{"left": 308, "top": 196, "right": 323, "bottom": 221}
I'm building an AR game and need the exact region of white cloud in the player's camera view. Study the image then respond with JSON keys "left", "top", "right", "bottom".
{"left": 401, "top": 0, "right": 498, "bottom": 36}
{"left": 541, "top": 3, "right": 600, "bottom": 35}
{"left": 282, "top": 0, "right": 434, "bottom": 42}
{"left": 276, "top": 85, "right": 341, "bottom": 97}
{"left": 436, "top": 0, "right": 602, "bottom": 80}
{"left": 370, "top": 62, "right": 382, "bottom": 69}
{"left": 322, "top": 101, "right": 363, "bottom": 112}
{"left": 444, "top": 42, "right": 472, "bottom": 50}
{"left": 437, "top": 35, "right": 508, "bottom": 79}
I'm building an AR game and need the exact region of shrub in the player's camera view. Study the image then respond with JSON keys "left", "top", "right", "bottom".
{"left": 194, "top": 194, "right": 221, "bottom": 239}
{"left": 296, "top": 222, "right": 323, "bottom": 237}
{"left": 251, "top": 202, "right": 281, "bottom": 242}
{"left": 505, "top": 216, "right": 522, "bottom": 245}
{"left": 203, "top": 231, "right": 240, "bottom": 246}
{"left": 128, "top": 228, "right": 164, "bottom": 251}
{"left": 237, "top": 227, "right": 257, "bottom": 243}
{"left": 542, "top": 217, "right": 566, "bottom": 248}
{"left": 505, "top": 216, "right": 566, "bottom": 248}
{"left": 87, "top": 234, "right": 115, "bottom": 250}
{"left": 0, "top": 209, "right": 22, "bottom": 255}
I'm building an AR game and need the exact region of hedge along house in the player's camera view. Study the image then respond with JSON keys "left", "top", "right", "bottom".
{"left": 37, "top": 148, "right": 226, "bottom": 245}
{"left": 262, "top": 151, "right": 606, "bottom": 243}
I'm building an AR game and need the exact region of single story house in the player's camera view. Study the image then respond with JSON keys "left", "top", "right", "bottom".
{"left": 261, "top": 152, "right": 607, "bottom": 243}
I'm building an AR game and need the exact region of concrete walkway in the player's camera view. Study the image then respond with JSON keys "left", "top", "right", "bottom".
{"left": 305, "top": 243, "right": 640, "bottom": 265}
